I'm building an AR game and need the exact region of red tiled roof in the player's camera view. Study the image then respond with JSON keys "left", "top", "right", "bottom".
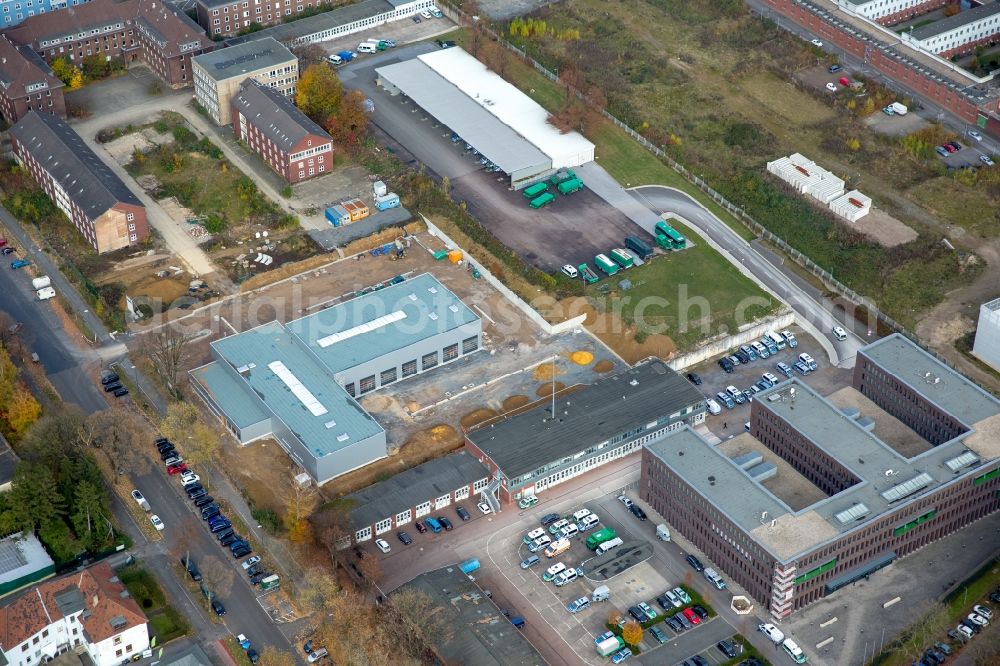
{"left": 0, "top": 561, "right": 146, "bottom": 651}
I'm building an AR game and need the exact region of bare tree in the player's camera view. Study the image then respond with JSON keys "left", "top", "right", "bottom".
{"left": 200, "top": 555, "right": 234, "bottom": 604}
{"left": 257, "top": 647, "right": 296, "bottom": 666}
{"left": 895, "top": 603, "right": 951, "bottom": 662}
{"left": 282, "top": 474, "right": 318, "bottom": 541}
{"left": 391, "top": 588, "right": 452, "bottom": 646}
{"left": 292, "top": 43, "right": 328, "bottom": 67}
{"left": 81, "top": 406, "right": 151, "bottom": 481}
{"left": 311, "top": 505, "right": 352, "bottom": 567}
{"left": 168, "top": 516, "right": 202, "bottom": 565}
{"left": 294, "top": 568, "right": 340, "bottom": 618}
{"left": 142, "top": 327, "right": 194, "bottom": 397}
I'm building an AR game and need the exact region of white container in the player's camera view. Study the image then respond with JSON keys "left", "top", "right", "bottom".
{"left": 373, "top": 180, "right": 387, "bottom": 197}
{"left": 32, "top": 276, "right": 51, "bottom": 290}
{"left": 36, "top": 286, "right": 55, "bottom": 301}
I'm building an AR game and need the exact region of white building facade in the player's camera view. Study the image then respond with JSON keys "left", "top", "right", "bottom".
{"left": 973, "top": 297, "right": 1000, "bottom": 372}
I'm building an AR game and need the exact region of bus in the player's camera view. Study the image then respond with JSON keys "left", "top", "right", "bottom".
{"left": 655, "top": 220, "right": 687, "bottom": 250}
{"left": 586, "top": 527, "right": 616, "bottom": 550}
{"left": 781, "top": 639, "right": 807, "bottom": 664}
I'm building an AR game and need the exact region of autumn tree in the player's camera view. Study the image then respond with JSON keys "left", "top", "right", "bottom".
{"left": 2, "top": 390, "right": 41, "bottom": 436}
{"left": 325, "top": 90, "right": 369, "bottom": 148}
{"left": 160, "top": 402, "right": 219, "bottom": 486}
{"left": 80, "top": 406, "right": 151, "bottom": 481}
{"left": 392, "top": 588, "right": 451, "bottom": 647}
{"left": 296, "top": 64, "right": 343, "bottom": 125}
{"left": 142, "top": 327, "right": 194, "bottom": 397}
{"left": 283, "top": 474, "right": 318, "bottom": 544}
{"left": 622, "top": 620, "right": 643, "bottom": 646}
{"left": 295, "top": 568, "right": 340, "bottom": 617}
{"left": 311, "top": 504, "right": 352, "bottom": 565}
{"left": 50, "top": 57, "right": 82, "bottom": 88}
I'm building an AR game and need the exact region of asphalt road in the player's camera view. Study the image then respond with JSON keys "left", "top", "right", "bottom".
{"left": 629, "top": 186, "right": 865, "bottom": 368}
{"left": 0, "top": 205, "right": 292, "bottom": 656}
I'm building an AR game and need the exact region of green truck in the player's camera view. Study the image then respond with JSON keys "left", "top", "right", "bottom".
{"left": 586, "top": 527, "right": 617, "bottom": 550}
{"left": 549, "top": 169, "right": 576, "bottom": 186}
{"left": 596, "top": 635, "right": 625, "bottom": 657}
{"left": 609, "top": 248, "right": 634, "bottom": 269}
{"left": 655, "top": 220, "right": 687, "bottom": 250}
{"left": 594, "top": 254, "right": 619, "bottom": 276}
{"left": 523, "top": 182, "right": 549, "bottom": 198}
{"left": 556, "top": 177, "right": 584, "bottom": 195}
{"left": 578, "top": 263, "right": 599, "bottom": 284}
{"left": 529, "top": 192, "right": 556, "bottom": 209}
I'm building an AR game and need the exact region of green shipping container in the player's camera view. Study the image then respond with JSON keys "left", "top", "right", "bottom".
{"left": 557, "top": 178, "right": 584, "bottom": 194}
{"left": 594, "top": 254, "right": 619, "bottom": 275}
{"left": 529, "top": 192, "right": 555, "bottom": 209}
{"left": 523, "top": 182, "right": 549, "bottom": 198}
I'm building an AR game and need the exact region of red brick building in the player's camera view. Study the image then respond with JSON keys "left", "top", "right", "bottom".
{"left": 10, "top": 112, "right": 149, "bottom": 253}
{"left": 231, "top": 78, "right": 333, "bottom": 183}
{"left": 194, "top": 0, "right": 334, "bottom": 37}
{"left": 3, "top": 0, "right": 215, "bottom": 90}
{"left": 0, "top": 35, "right": 65, "bottom": 124}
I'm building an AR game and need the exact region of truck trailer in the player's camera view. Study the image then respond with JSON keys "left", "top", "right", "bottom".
{"left": 523, "top": 182, "right": 548, "bottom": 198}
{"left": 596, "top": 636, "right": 625, "bottom": 657}
{"left": 529, "top": 192, "right": 555, "bottom": 209}
{"left": 594, "top": 254, "right": 619, "bottom": 276}
{"left": 556, "top": 177, "right": 584, "bottom": 195}
{"left": 578, "top": 263, "right": 599, "bottom": 284}
{"left": 32, "top": 276, "right": 51, "bottom": 290}
{"left": 609, "top": 248, "right": 634, "bottom": 269}
{"left": 549, "top": 169, "right": 576, "bottom": 186}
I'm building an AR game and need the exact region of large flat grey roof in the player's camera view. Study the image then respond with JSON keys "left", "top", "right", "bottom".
{"left": 375, "top": 58, "right": 551, "bottom": 175}
{"left": 348, "top": 450, "right": 489, "bottom": 528}
{"left": 210, "top": 320, "right": 383, "bottom": 458}
{"left": 861, "top": 334, "right": 1000, "bottom": 426}
{"left": 468, "top": 359, "right": 705, "bottom": 479}
{"left": 190, "top": 361, "right": 270, "bottom": 429}
{"left": 911, "top": 2, "right": 1000, "bottom": 40}
{"left": 192, "top": 37, "right": 295, "bottom": 81}
{"left": 393, "top": 566, "right": 545, "bottom": 666}
{"left": 224, "top": 0, "right": 392, "bottom": 45}
{"left": 647, "top": 371, "right": 995, "bottom": 561}
{"left": 287, "top": 273, "right": 479, "bottom": 375}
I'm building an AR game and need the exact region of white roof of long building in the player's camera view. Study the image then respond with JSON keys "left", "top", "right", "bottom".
{"left": 416, "top": 48, "right": 594, "bottom": 169}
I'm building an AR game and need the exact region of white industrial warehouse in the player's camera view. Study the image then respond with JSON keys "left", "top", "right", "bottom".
{"left": 766, "top": 153, "right": 870, "bottom": 222}
{"left": 375, "top": 47, "right": 595, "bottom": 189}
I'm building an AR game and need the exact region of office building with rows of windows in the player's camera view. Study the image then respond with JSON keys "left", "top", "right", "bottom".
{"left": 190, "top": 273, "right": 482, "bottom": 484}
{"left": 465, "top": 359, "right": 706, "bottom": 509}
{"left": 347, "top": 450, "right": 489, "bottom": 545}
{"left": 192, "top": 37, "right": 297, "bottom": 126}
{"left": 641, "top": 334, "right": 1000, "bottom": 621}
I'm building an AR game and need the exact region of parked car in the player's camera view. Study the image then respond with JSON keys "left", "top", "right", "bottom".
{"left": 397, "top": 531, "right": 413, "bottom": 545}
{"left": 210, "top": 520, "right": 232, "bottom": 533}
{"left": 691, "top": 605, "right": 709, "bottom": 619}
{"left": 540, "top": 513, "right": 560, "bottom": 526}
{"left": 414, "top": 521, "right": 427, "bottom": 534}
{"left": 566, "top": 596, "right": 590, "bottom": 613}
{"left": 825, "top": 82, "right": 837, "bottom": 92}
{"left": 456, "top": 506, "right": 471, "bottom": 521}
{"left": 113, "top": 388, "right": 129, "bottom": 397}
{"left": 686, "top": 554, "right": 704, "bottom": 571}
{"left": 150, "top": 515, "right": 164, "bottom": 531}
{"left": 948, "top": 141, "right": 962, "bottom": 151}
{"left": 375, "top": 538, "right": 391, "bottom": 554}
{"left": 520, "top": 555, "right": 540, "bottom": 569}
{"left": 943, "top": 143, "right": 958, "bottom": 153}
{"left": 718, "top": 357, "right": 734, "bottom": 373}
{"left": 682, "top": 607, "right": 701, "bottom": 625}
{"left": 103, "top": 373, "right": 122, "bottom": 386}
{"left": 973, "top": 604, "right": 993, "bottom": 619}
{"left": 180, "top": 557, "right": 201, "bottom": 581}
{"left": 0, "top": 247, "right": 13, "bottom": 255}
{"left": 437, "top": 516, "right": 453, "bottom": 531}
{"left": 211, "top": 599, "right": 226, "bottom": 616}
{"left": 936, "top": 146, "right": 950, "bottom": 157}
{"left": 611, "top": 648, "right": 631, "bottom": 664}
{"left": 242, "top": 556, "right": 262, "bottom": 570}
{"left": 980, "top": 154, "right": 995, "bottom": 166}
{"left": 686, "top": 372, "right": 702, "bottom": 385}
{"left": 477, "top": 501, "right": 492, "bottom": 514}
{"left": 167, "top": 463, "right": 188, "bottom": 475}
{"left": 629, "top": 504, "right": 647, "bottom": 521}
{"left": 131, "top": 490, "right": 147, "bottom": 506}
{"left": 638, "top": 601, "right": 657, "bottom": 621}
{"left": 617, "top": 494, "right": 633, "bottom": 508}
{"left": 718, "top": 640, "right": 737, "bottom": 658}
{"left": 648, "top": 625, "right": 668, "bottom": 643}
{"left": 594, "top": 631, "right": 615, "bottom": 646}
{"left": 628, "top": 606, "right": 647, "bottom": 622}
{"left": 828, "top": 64, "right": 842, "bottom": 72}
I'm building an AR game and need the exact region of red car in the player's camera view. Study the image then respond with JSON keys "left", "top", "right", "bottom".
{"left": 682, "top": 607, "right": 701, "bottom": 625}
{"left": 167, "top": 463, "right": 188, "bottom": 475}
{"left": 943, "top": 144, "right": 958, "bottom": 153}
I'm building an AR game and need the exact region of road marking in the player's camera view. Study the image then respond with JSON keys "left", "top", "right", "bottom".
{"left": 816, "top": 636, "right": 835, "bottom": 649}
{"left": 883, "top": 596, "right": 901, "bottom": 608}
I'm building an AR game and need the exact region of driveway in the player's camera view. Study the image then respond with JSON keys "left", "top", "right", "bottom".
{"left": 629, "top": 186, "right": 865, "bottom": 367}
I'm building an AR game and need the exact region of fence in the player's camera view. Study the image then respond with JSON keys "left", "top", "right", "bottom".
{"left": 437, "top": 1, "right": 963, "bottom": 371}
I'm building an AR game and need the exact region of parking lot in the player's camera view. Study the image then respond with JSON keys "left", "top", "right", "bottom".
{"left": 340, "top": 45, "right": 656, "bottom": 273}
{"left": 479, "top": 490, "right": 746, "bottom": 665}
{"left": 681, "top": 325, "right": 852, "bottom": 439}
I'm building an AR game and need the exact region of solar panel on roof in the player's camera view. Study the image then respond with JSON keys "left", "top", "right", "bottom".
{"left": 834, "top": 502, "right": 870, "bottom": 524}
{"left": 880, "top": 472, "right": 933, "bottom": 503}
{"left": 945, "top": 450, "right": 979, "bottom": 473}
{"left": 268, "top": 360, "right": 327, "bottom": 417}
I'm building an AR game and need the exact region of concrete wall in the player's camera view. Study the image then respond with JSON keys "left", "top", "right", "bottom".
{"left": 421, "top": 215, "right": 588, "bottom": 336}
{"left": 666, "top": 311, "right": 795, "bottom": 371}
{"left": 973, "top": 298, "right": 1000, "bottom": 372}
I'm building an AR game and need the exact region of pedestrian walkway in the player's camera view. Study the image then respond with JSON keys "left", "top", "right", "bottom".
{"left": 576, "top": 162, "right": 661, "bottom": 233}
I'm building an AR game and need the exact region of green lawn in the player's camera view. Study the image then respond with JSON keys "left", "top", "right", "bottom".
{"left": 587, "top": 220, "right": 778, "bottom": 350}
{"left": 119, "top": 566, "right": 188, "bottom": 643}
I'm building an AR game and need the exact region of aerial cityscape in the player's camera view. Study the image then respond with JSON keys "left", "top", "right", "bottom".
{"left": 0, "top": 0, "right": 996, "bottom": 664}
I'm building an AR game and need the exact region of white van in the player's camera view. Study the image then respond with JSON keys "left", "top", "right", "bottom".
{"left": 766, "top": 331, "right": 786, "bottom": 350}
{"left": 548, "top": 519, "right": 569, "bottom": 535}
{"left": 544, "top": 538, "right": 571, "bottom": 558}
{"left": 706, "top": 398, "right": 722, "bottom": 415}
{"left": 523, "top": 528, "right": 545, "bottom": 544}
{"left": 553, "top": 568, "right": 580, "bottom": 586}
{"left": 577, "top": 514, "right": 600, "bottom": 531}
{"left": 758, "top": 622, "right": 785, "bottom": 644}
{"left": 572, "top": 508, "right": 591, "bottom": 521}
{"left": 595, "top": 537, "right": 623, "bottom": 555}
{"left": 559, "top": 523, "right": 579, "bottom": 539}
{"left": 542, "top": 562, "right": 566, "bottom": 582}
{"left": 357, "top": 42, "right": 377, "bottom": 53}
{"left": 327, "top": 54, "right": 342, "bottom": 65}
{"left": 703, "top": 567, "right": 727, "bottom": 589}
{"left": 592, "top": 585, "right": 611, "bottom": 602}
{"left": 656, "top": 524, "right": 671, "bottom": 541}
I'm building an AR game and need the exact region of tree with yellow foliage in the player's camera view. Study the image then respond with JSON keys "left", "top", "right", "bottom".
{"left": 622, "top": 620, "right": 643, "bottom": 647}
{"left": 296, "top": 64, "right": 343, "bottom": 125}
{"left": 3, "top": 391, "right": 42, "bottom": 436}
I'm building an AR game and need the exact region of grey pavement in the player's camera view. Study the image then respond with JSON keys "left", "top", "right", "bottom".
{"left": 575, "top": 162, "right": 660, "bottom": 231}
{"left": 630, "top": 185, "right": 866, "bottom": 368}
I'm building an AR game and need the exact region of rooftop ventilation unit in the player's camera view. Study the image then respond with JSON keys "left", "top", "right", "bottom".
{"left": 834, "top": 502, "right": 870, "bottom": 524}
{"left": 945, "top": 450, "right": 980, "bottom": 473}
